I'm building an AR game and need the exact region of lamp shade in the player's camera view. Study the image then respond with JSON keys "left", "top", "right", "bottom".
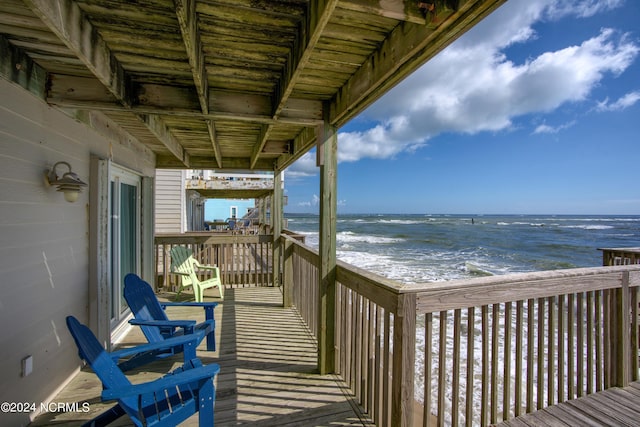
{"left": 45, "top": 161, "right": 87, "bottom": 203}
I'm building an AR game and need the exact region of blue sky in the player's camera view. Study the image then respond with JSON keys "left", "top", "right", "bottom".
{"left": 284, "top": 0, "right": 640, "bottom": 215}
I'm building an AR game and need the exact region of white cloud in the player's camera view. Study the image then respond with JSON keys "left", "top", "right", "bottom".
{"left": 595, "top": 90, "right": 640, "bottom": 111}
{"left": 296, "top": 194, "right": 346, "bottom": 208}
{"left": 546, "top": 0, "right": 624, "bottom": 19}
{"left": 297, "top": 194, "right": 319, "bottom": 208}
{"left": 533, "top": 120, "right": 576, "bottom": 134}
{"left": 336, "top": 0, "right": 637, "bottom": 163}
{"left": 286, "top": 152, "right": 317, "bottom": 178}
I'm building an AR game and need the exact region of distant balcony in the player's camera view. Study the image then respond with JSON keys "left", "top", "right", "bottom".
{"left": 186, "top": 172, "right": 275, "bottom": 199}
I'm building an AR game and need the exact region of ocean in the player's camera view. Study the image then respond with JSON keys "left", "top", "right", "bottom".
{"left": 285, "top": 213, "right": 640, "bottom": 284}
{"left": 286, "top": 213, "right": 639, "bottom": 423}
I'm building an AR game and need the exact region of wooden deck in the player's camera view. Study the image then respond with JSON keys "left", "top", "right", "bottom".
{"left": 30, "top": 287, "right": 371, "bottom": 426}
{"left": 497, "top": 382, "right": 640, "bottom": 427}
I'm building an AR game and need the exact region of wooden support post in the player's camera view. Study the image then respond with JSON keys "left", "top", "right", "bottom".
{"left": 272, "top": 171, "right": 283, "bottom": 288}
{"left": 265, "top": 195, "right": 271, "bottom": 234}
{"left": 392, "top": 293, "right": 416, "bottom": 427}
{"left": 283, "top": 237, "right": 294, "bottom": 307}
{"left": 318, "top": 114, "right": 337, "bottom": 375}
{"left": 89, "top": 156, "right": 111, "bottom": 350}
{"left": 612, "top": 271, "right": 631, "bottom": 386}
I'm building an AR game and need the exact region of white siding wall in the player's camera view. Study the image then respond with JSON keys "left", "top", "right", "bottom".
{"left": 0, "top": 78, "right": 155, "bottom": 425}
{"left": 155, "top": 169, "right": 184, "bottom": 233}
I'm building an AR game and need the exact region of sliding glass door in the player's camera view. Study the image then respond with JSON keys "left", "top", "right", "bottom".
{"left": 110, "top": 166, "right": 141, "bottom": 327}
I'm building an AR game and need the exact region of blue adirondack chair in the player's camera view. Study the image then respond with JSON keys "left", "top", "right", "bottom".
{"left": 66, "top": 316, "right": 219, "bottom": 427}
{"left": 124, "top": 273, "right": 217, "bottom": 356}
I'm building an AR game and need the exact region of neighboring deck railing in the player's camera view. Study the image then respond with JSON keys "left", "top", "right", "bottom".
{"left": 281, "top": 235, "right": 640, "bottom": 427}
{"left": 600, "top": 247, "right": 640, "bottom": 266}
{"left": 155, "top": 233, "right": 274, "bottom": 288}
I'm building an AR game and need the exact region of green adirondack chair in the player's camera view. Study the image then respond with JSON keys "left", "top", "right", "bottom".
{"left": 170, "top": 246, "right": 224, "bottom": 302}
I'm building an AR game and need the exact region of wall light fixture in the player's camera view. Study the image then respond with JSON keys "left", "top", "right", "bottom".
{"left": 45, "top": 161, "right": 87, "bottom": 203}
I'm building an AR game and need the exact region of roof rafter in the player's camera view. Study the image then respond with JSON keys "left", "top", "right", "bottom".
{"left": 250, "top": 124, "right": 272, "bottom": 169}
{"left": 174, "top": 0, "right": 222, "bottom": 168}
{"left": 22, "top": 0, "right": 189, "bottom": 166}
{"left": 141, "top": 113, "right": 189, "bottom": 166}
{"left": 274, "top": 0, "right": 339, "bottom": 118}
{"left": 248, "top": 0, "right": 338, "bottom": 170}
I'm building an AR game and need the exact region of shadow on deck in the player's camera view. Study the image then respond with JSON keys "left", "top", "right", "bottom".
{"left": 30, "top": 287, "right": 371, "bottom": 426}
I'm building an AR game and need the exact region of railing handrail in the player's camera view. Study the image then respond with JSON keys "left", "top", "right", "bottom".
{"left": 155, "top": 233, "right": 273, "bottom": 245}
{"left": 283, "top": 234, "right": 640, "bottom": 310}
{"left": 412, "top": 265, "right": 639, "bottom": 313}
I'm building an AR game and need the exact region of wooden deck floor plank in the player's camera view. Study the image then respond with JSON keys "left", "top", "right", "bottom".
{"left": 565, "top": 398, "right": 628, "bottom": 426}
{"left": 579, "top": 391, "right": 640, "bottom": 426}
{"left": 598, "top": 388, "right": 640, "bottom": 412}
{"left": 624, "top": 382, "right": 640, "bottom": 396}
{"left": 520, "top": 409, "right": 571, "bottom": 426}
{"left": 30, "top": 287, "right": 369, "bottom": 427}
{"left": 542, "top": 403, "right": 605, "bottom": 427}
{"left": 542, "top": 404, "right": 597, "bottom": 427}
{"left": 498, "top": 416, "right": 532, "bottom": 426}
{"left": 497, "top": 382, "right": 640, "bottom": 427}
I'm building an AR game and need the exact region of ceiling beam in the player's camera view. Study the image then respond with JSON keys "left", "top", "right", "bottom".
{"left": 339, "top": 0, "right": 427, "bottom": 24}
{"left": 23, "top": 0, "right": 190, "bottom": 167}
{"left": 174, "top": 0, "right": 208, "bottom": 113}
{"left": 329, "top": 0, "right": 505, "bottom": 127}
{"left": 338, "top": 0, "right": 459, "bottom": 27}
{"left": 250, "top": 124, "right": 272, "bottom": 169}
{"left": 205, "top": 120, "right": 222, "bottom": 168}
{"left": 141, "top": 113, "right": 188, "bottom": 164}
{"left": 156, "top": 154, "right": 275, "bottom": 170}
{"left": 46, "top": 74, "right": 324, "bottom": 125}
{"left": 22, "top": 0, "right": 131, "bottom": 105}
{"left": 174, "top": 0, "right": 222, "bottom": 168}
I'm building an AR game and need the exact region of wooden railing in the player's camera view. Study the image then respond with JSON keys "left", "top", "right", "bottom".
{"left": 155, "top": 233, "right": 273, "bottom": 288}
{"left": 413, "top": 268, "right": 639, "bottom": 427}
{"left": 600, "top": 247, "right": 640, "bottom": 266}
{"left": 280, "top": 235, "right": 640, "bottom": 427}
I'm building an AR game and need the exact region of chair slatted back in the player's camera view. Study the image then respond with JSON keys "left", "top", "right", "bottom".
{"left": 65, "top": 316, "right": 139, "bottom": 420}
{"left": 170, "top": 246, "right": 198, "bottom": 287}
{"left": 124, "top": 273, "right": 170, "bottom": 344}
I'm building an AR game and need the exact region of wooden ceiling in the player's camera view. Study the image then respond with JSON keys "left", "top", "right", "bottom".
{"left": 0, "top": 0, "right": 505, "bottom": 172}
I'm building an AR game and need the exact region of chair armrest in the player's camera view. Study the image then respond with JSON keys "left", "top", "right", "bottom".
{"left": 193, "top": 260, "right": 218, "bottom": 270}
{"left": 129, "top": 319, "right": 196, "bottom": 328}
{"left": 199, "top": 265, "right": 218, "bottom": 270}
{"left": 110, "top": 334, "right": 199, "bottom": 360}
{"left": 102, "top": 363, "right": 221, "bottom": 400}
{"left": 161, "top": 302, "right": 218, "bottom": 309}
{"left": 161, "top": 302, "right": 217, "bottom": 321}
